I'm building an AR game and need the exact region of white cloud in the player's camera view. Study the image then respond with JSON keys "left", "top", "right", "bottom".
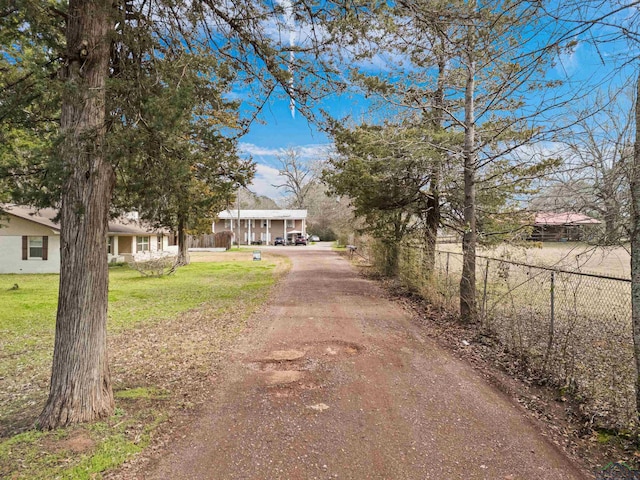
{"left": 239, "top": 142, "right": 333, "bottom": 162}
{"left": 239, "top": 143, "right": 282, "bottom": 157}
{"left": 555, "top": 42, "right": 581, "bottom": 76}
{"left": 223, "top": 90, "right": 248, "bottom": 102}
{"left": 240, "top": 142, "right": 334, "bottom": 199}
{"left": 249, "top": 164, "right": 287, "bottom": 200}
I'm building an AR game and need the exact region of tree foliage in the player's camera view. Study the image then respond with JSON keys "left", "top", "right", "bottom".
{"left": 326, "top": 0, "right": 571, "bottom": 319}
{"left": 323, "top": 120, "right": 447, "bottom": 273}
{"left": 0, "top": 0, "right": 351, "bottom": 429}
{"left": 0, "top": 0, "right": 66, "bottom": 206}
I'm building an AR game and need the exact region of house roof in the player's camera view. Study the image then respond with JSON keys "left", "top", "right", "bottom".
{"left": 218, "top": 209, "right": 307, "bottom": 220}
{"left": 534, "top": 212, "right": 601, "bottom": 226}
{"left": 0, "top": 204, "right": 166, "bottom": 235}
{"left": 2, "top": 204, "right": 60, "bottom": 231}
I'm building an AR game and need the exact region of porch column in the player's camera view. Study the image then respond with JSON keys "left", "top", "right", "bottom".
{"left": 266, "top": 219, "right": 270, "bottom": 245}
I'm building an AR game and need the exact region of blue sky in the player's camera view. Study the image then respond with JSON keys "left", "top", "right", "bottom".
{"left": 238, "top": 98, "right": 331, "bottom": 201}
{"left": 237, "top": 1, "right": 638, "bottom": 202}
{"left": 238, "top": 87, "right": 370, "bottom": 201}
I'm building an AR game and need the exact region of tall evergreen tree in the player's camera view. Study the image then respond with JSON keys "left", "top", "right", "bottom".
{"left": 36, "top": 0, "right": 115, "bottom": 430}
{"left": 344, "top": 0, "right": 570, "bottom": 321}
{"left": 1, "top": 0, "right": 348, "bottom": 428}
{"left": 324, "top": 121, "right": 446, "bottom": 275}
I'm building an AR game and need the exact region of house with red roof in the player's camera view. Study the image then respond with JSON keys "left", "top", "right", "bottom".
{"left": 530, "top": 211, "right": 601, "bottom": 242}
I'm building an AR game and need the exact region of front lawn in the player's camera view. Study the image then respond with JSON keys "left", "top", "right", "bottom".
{"left": 0, "top": 252, "right": 289, "bottom": 479}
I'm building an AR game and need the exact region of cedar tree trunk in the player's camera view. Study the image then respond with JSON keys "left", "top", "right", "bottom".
{"left": 176, "top": 214, "right": 190, "bottom": 266}
{"left": 38, "top": 0, "right": 115, "bottom": 429}
{"left": 423, "top": 46, "right": 446, "bottom": 277}
{"left": 460, "top": 47, "right": 477, "bottom": 323}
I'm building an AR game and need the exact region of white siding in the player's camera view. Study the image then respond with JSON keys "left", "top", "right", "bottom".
{"left": 0, "top": 235, "right": 61, "bottom": 274}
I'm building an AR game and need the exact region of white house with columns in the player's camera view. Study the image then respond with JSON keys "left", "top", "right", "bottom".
{"left": 213, "top": 209, "right": 307, "bottom": 245}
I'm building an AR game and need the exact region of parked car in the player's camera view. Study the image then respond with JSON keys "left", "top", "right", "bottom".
{"left": 274, "top": 237, "right": 285, "bottom": 246}
{"left": 309, "top": 235, "right": 320, "bottom": 242}
{"left": 294, "top": 235, "right": 307, "bottom": 246}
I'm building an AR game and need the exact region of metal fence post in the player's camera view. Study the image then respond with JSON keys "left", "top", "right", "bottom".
{"left": 544, "top": 270, "right": 556, "bottom": 372}
{"left": 445, "top": 252, "right": 451, "bottom": 297}
{"left": 481, "top": 258, "right": 490, "bottom": 324}
{"left": 550, "top": 270, "right": 555, "bottom": 328}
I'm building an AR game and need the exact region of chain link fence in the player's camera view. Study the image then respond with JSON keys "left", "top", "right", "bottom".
{"left": 386, "top": 242, "right": 635, "bottom": 429}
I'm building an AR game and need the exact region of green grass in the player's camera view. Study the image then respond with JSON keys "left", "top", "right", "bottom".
{"left": 0, "top": 410, "right": 167, "bottom": 480}
{"left": 0, "top": 274, "right": 59, "bottom": 335}
{"left": 0, "top": 261, "right": 276, "bottom": 336}
{"left": 0, "top": 256, "right": 287, "bottom": 479}
{"left": 106, "top": 261, "right": 276, "bottom": 329}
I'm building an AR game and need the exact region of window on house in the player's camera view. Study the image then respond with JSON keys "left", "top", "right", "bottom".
{"left": 157, "top": 235, "right": 163, "bottom": 251}
{"left": 107, "top": 236, "right": 114, "bottom": 255}
{"left": 224, "top": 219, "right": 231, "bottom": 229}
{"left": 286, "top": 219, "right": 294, "bottom": 228}
{"left": 23, "top": 236, "right": 48, "bottom": 260}
{"left": 136, "top": 236, "right": 150, "bottom": 252}
{"left": 29, "top": 237, "right": 43, "bottom": 259}
{"left": 262, "top": 219, "right": 268, "bottom": 228}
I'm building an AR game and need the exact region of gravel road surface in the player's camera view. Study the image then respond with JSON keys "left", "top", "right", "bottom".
{"left": 142, "top": 245, "right": 587, "bottom": 479}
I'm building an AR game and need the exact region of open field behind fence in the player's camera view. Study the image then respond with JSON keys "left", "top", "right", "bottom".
{"left": 392, "top": 243, "right": 634, "bottom": 430}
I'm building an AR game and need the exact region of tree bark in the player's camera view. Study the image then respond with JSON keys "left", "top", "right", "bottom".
{"left": 176, "top": 214, "right": 190, "bottom": 266}
{"left": 38, "top": 0, "right": 115, "bottom": 429}
{"left": 630, "top": 70, "right": 640, "bottom": 416}
{"left": 385, "top": 240, "right": 400, "bottom": 277}
{"left": 423, "top": 44, "right": 446, "bottom": 277}
{"left": 460, "top": 39, "right": 477, "bottom": 323}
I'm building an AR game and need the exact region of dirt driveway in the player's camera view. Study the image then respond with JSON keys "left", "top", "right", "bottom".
{"left": 141, "top": 246, "right": 587, "bottom": 479}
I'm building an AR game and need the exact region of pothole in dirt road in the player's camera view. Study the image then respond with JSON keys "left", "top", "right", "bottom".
{"left": 311, "top": 340, "right": 364, "bottom": 357}
{"left": 263, "top": 349, "right": 306, "bottom": 361}
{"left": 246, "top": 349, "right": 309, "bottom": 372}
{"left": 264, "top": 370, "right": 303, "bottom": 385}
{"left": 247, "top": 341, "right": 362, "bottom": 391}
{"left": 246, "top": 358, "right": 316, "bottom": 374}
{"left": 247, "top": 341, "right": 362, "bottom": 373}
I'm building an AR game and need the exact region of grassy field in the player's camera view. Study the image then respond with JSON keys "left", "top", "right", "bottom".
{"left": 0, "top": 251, "right": 289, "bottom": 479}
{"left": 436, "top": 242, "right": 631, "bottom": 279}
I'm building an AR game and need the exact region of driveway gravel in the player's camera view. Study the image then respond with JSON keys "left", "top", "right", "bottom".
{"left": 140, "top": 245, "right": 588, "bottom": 479}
